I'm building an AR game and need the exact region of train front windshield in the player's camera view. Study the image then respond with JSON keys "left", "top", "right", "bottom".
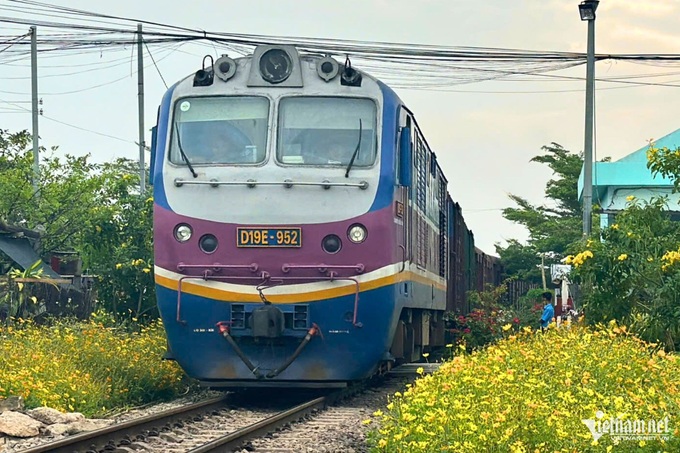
{"left": 277, "top": 97, "right": 377, "bottom": 166}
{"left": 170, "top": 96, "right": 270, "bottom": 165}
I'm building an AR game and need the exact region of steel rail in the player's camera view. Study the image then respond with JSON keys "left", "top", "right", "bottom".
{"left": 16, "top": 395, "right": 231, "bottom": 453}
{"left": 186, "top": 395, "right": 328, "bottom": 453}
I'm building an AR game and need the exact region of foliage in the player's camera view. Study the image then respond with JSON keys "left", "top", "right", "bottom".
{"left": 495, "top": 143, "right": 588, "bottom": 283}
{"left": 368, "top": 322, "right": 680, "bottom": 452}
{"left": 447, "top": 282, "right": 542, "bottom": 351}
{"left": 647, "top": 143, "right": 680, "bottom": 192}
{"left": 0, "top": 129, "right": 155, "bottom": 319}
{"left": 0, "top": 259, "right": 56, "bottom": 320}
{"left": 494, "top": 239, "right": 542, "bottom": 282}
{"left": 78, "top": 163, "right": 155, "bottom": 318}
{"left": 0, "top": 315, "right": 189, "bottom": 416}
{"left": 567, "top": 197, "right": 680, "bottom": 350}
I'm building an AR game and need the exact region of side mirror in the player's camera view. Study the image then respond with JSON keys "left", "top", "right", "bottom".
{"left": 149, "top": 125, "right": 157, "bottom": 186}
{"left": 399, "top": 127, "right": 412, "bottom": 187}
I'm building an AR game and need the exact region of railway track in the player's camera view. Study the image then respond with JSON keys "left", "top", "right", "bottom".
{"left": 15, "top": 364, "right": 437, "bottom": 453}
{"left": 15, "top": 390, "right": 341, "bottom": 453}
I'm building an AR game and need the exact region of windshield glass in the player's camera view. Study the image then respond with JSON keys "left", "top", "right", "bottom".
{"left": 170, "top": 96, "right": 269, "bottom": 165}
{"left": 277, "top": 97, "right": 377, "bottom": 166}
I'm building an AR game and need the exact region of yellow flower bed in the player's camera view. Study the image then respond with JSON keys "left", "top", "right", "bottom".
{"left": 370, "top": 323, "right": 680, "bottom": 452}
{"left": 0, "top": 318, "right": 188, "bottom": 417}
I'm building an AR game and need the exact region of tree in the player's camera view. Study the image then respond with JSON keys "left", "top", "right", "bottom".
{"left": 647, "top": 142, "right": 680, "bottom": 192}
{"left": 568, "top": 197, "right": 680, "bottom": 350}
{"left": 0, "top": 129, "right": 155, "bottom": 319}
{"left": 495, "top": 143, "right": 585, "bottom": 282}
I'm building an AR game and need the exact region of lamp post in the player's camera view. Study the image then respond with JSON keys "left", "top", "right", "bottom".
{"left": 579, "top": 0, "right": 598, "bottom": 235}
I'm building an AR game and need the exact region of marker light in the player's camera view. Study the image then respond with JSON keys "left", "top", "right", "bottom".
{"left": 199, "top": 234, "right": 218, "bottom": 253}
{"left": 316, "top": 56, "right": 339, "bottom": 82}
{"left": 348, "top": 224, "right": 367, "bottom": 244}
{"left": 322, "top": 234, "right": 342, "bottom": 254}
{"left": 174, "top": 224, "right": 193, "bottom": 243}
{"left": 214, "top": 55, "right": 237, "bottom": 82}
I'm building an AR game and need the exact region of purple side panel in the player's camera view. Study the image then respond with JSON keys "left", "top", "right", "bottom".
{"left": 154, "top": 203, "right": 398, "bottom": 281}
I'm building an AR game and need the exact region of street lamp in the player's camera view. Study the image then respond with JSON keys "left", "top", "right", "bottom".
{"left": 580, "top": 0, "right": 598, "bottom": 236}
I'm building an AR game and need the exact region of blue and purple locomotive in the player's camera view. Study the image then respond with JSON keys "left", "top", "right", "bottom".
{"left": 150, "top": 45, "right": 493, "bottom": 387}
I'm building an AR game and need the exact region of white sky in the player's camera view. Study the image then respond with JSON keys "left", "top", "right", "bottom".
{"left": 2, "top": 0, "right": 680, "bottom": 253}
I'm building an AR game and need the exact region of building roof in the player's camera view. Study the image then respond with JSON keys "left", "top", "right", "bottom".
{"left": 578, "top": 128, "right": 680, "bottom": 207}
{"left": 0, "top": 221, "right": 61, "bottom": 278}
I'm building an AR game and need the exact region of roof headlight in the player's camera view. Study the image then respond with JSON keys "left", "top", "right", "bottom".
{"left": 348, "top": 224, "right": 367, "bottom": 244}
{"left": 259, "top": 48, "right": 293, "bottom": 84}
{"left": 174, "top": 224, "right": 193, "bottom": 243}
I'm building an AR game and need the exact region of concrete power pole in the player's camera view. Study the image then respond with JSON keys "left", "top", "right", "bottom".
{"left": 137, "top": 24, "right": 146, "bottom": 195}
{"left": 30, "top": 26, "right": 39, "bottom": 193}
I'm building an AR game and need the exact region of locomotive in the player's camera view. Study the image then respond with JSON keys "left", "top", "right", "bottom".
{"left": 150, "top": 45, "right": 498, "bottom": 387}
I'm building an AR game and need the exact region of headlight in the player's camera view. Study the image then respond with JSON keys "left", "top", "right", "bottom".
{"left": 322, "top": 234, "right": 342, "bottom": 254}
{"left": 199, "top": 234, "right": 218, "bottom": 254}
{"left": 348, "top": 224, "right": 367, "bottom": 244}
{"left": 174, "top": 224, "right": 192, "bottom": 242}
{"left": 259, "top": 48, "right": 293, "bottom": 84}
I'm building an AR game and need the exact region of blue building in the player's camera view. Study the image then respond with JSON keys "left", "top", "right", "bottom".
{"left": 578, "top": 128, "right": 680, "bottom": 229}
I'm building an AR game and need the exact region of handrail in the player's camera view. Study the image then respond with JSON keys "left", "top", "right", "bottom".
{"left": 174, "top": 178, "right": 369, "bottom": 190}
{"left": 281, "top": 263, "right": 365, "bottom": 273}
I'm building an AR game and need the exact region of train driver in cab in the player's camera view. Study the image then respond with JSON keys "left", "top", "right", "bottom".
{"left": 199, "top": 123, "right": 257, "bottom": 164}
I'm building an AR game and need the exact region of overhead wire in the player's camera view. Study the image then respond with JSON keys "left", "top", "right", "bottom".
{"left": 0, "top": 97, "right": 136, "bottom": 145}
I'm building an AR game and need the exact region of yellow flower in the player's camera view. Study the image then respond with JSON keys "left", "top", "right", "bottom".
{"left": 617, "top": 254, "right": 628, "bottom": 261}
{"left": 611, "top": 223, "right": 619, "bottom": 230}
{"left": 422, "top": 353, "right": 430, "bottom": 358}
{"left": 626, "top": 195, "right": 635, "bottom": 201}
{"left": 115, "top": 263, "right": 123, "bottom": 269}
{"left": 502, "top": 324, "right": 512, "bottom": 331}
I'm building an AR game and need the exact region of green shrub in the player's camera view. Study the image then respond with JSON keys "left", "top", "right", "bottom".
{"left": 569, "top": 197, "right": 680, "bottom": 350}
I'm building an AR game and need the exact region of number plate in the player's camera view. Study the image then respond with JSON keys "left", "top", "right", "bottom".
{"left": 237, "top": 227, "right": 302, "bottom": 248}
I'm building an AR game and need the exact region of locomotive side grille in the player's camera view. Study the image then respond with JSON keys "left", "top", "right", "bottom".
{"left": 293, "top": 305, "right": 309, "bottom": 330}
{"left": 231, "top": 304, "right": 246, "bottom": 329}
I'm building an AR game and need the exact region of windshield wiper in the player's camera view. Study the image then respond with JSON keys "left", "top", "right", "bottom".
{"left": 175, "top": 123, "right": 197, "bottom": 178}
{"left": 344, "top": 119, "right": 363, "bottom": 178}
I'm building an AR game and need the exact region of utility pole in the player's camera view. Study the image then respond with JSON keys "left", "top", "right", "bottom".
{"left": 579, "top": 0, "right": 599, "bottom": 235}
{"left": 137, "top": 23, "right": 146, "bottom": 195}
{"left": 30, "top": 26, "right": 39, "bottom": 193}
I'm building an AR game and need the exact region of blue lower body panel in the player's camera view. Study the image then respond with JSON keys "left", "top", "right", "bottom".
{"left": 156, "top": 285, "right": 399, "bottom": 384}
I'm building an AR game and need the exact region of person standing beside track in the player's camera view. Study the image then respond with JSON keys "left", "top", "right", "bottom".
{"left": 539, "top": 291, "right": 555, "bottom": 331}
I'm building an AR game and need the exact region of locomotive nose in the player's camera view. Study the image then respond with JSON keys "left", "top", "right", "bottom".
{"left": 249, "top": 304, "right": 285, "bottom": 338}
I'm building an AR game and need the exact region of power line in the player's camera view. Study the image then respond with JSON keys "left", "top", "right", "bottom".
{"left": 0, "top": 97, "right": 136, "bottom": 145}
{"left": 144, "top": 40, "right": 167, "bottom": 89}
